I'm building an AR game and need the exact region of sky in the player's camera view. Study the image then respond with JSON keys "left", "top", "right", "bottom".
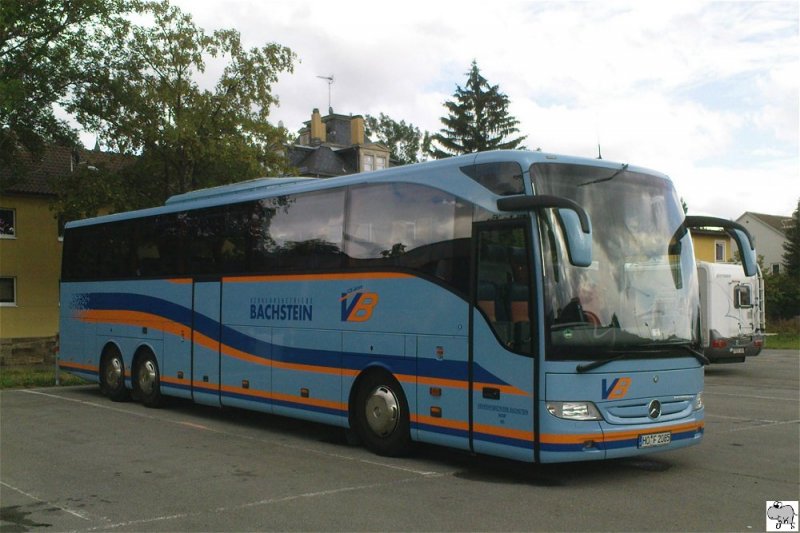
{"left": 163, "top": 0, "right": 798, "bottom": 219}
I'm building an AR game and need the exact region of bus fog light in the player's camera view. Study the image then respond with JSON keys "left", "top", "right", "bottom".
{"left": 546, "top": 401, "right": 602, "bottom": 421}
{"left": 693, "top": 392, "right": 704, "bottom": 411}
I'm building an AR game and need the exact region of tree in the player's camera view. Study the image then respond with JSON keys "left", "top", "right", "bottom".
{"left": 67, "top": 0, "right": 296, "bottom": 210}
{"left": 761, "top": 199, "right": 800, "bottom": 322}
{"left": 364, "top": 113, "right": 425, "bottom": 165}
{"left": 782, "top": 198, "right": 800, "bottom": 279}
{"left": 427, "top": 60, "right": 526, "bottom": 159}
{"left": 0, "top": 0, "right": 132, "bottom": 187}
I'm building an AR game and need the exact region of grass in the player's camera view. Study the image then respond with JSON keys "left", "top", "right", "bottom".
{"left": 0, "top": 365, "right": 88, "bottom": 389}
{"left": 767, "top": 318, "right": 800, "bottom": 351}
{"left": 766, "top": 334, "right": 800, "bottom": 350}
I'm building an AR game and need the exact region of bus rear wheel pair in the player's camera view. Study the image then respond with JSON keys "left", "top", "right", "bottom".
{"left": 99, "top": 345, "right": 162, "bottom": 408}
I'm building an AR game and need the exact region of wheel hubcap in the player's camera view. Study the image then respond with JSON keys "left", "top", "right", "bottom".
{"left": 365, "top": 385, "right": 399, "bottom": 437}
{"left": 106, "top": 358, "right": 122, "bottom": 387}
{"left": 138, "top": 360, "right": 157, "bottom": 395}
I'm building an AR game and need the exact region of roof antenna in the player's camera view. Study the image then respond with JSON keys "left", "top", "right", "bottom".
{"left": 597, "top": 143, "right": 603, "bottom": 160}
{"left": 317, "top": 75, "right": 334, "bottom": 113}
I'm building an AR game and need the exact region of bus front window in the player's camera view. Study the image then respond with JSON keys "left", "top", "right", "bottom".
{"left": 532, "top": 163, "right": 699, "bottom": 360}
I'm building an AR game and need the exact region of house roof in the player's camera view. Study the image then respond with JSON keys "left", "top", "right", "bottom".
{"left": 1, "top": 145, "right": 132, "bottom": 197}
{"left": 288, "top": 145, "right": 357, "bottom": 177}
{"left": 739, "top": 211, "right": 791, "bottom": 236}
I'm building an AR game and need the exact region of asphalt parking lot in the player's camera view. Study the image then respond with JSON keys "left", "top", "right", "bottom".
{"left": 1, "top": 349, "right": 798, "bottom": 532}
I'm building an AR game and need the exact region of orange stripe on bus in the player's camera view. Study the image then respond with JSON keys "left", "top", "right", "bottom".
{"left": 77, "top": 310, "right": 189, "bottom": 338}
{"left": 411, "top": 414, "right": 469, "bottom": 432}
{"left": 160, "top": 376, "right": 189, "bottom": 385}
{"left": 58, "top": 361, "right": 98, "bottom": 372}
{"left": 472, "top": 381, "right": 529, "bottom": 397}
{"left": 601, "top": 421, "right": 704, "bottom": 442}
{"left": 540, "top": 421, "right": 704, "bottom": 444}
{"left": 219, "top": 384, "right": 346, "bottom": 411}
{"left": 223, "top": 272, "right": 413, "bottom": 283}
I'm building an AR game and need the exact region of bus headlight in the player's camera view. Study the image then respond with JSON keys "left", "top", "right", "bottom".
{"left": 693, "top": 392, "right": 704, "bottom": 411}
{"left": 546, "top": 401, "right": 603, "bottom": 421}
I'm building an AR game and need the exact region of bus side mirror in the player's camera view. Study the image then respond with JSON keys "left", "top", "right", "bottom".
{"left": 556, "top": 209, "right": 592, "bottom": 267}
{"left": 497, "top": 194, "right": 593, "bottom": 267}
{"left": 729, "top": 227, "right": 757, "bottom": 277}
{"left": 684, "top": 216, "right": 758, "bottom": 277}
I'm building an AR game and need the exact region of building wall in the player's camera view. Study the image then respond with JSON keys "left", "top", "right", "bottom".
{"left": 692, "top": 232, "right": 733, "bottom": 263}
{"left": 0, "top": 194, "right": 62, "bottom": 340}
{"left": 737, "top": 213, "right": 786, "bottom": 274}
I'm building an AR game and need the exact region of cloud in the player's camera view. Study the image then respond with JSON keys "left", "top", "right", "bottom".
{"left": 142, "top": 0, "right": 800, "bottom": 217}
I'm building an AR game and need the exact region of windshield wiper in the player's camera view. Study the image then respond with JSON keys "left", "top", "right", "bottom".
{"left": 576, "top": 352, "right": 635, "bottom": 373}
{"left": 578, "top": 163, "right": 628, "bottom": 187}
{"left": 575, "top": 344, "right": 709, "bottom": 373}
{"left": 677, "top": 344, "right": 710, "bottom": 366}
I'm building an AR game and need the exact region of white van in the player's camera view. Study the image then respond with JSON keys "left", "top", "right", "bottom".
{"left": 697, "top": 261, "right": 765, "bottom": 363}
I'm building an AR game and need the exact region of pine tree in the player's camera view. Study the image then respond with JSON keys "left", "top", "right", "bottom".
{"left": 782, "top": 198, "right": 800, "bottom": 278}
{"left": 427, "top": 61, "right": 526, "bottom": 159}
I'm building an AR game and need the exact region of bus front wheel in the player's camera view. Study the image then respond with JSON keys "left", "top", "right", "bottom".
{"left": 353, "top": 371, "right": 410, "bottom": 457}
{"left": 134, "top": 351, "right": 162, "bottom": 408}
{"left": 100, "top": 345, "right": 129, "bottom": 402}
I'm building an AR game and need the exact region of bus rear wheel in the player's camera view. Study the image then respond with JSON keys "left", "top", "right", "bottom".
{"left": 353, "top": 371, "right": 410, "bottom": 457}
{"left": 134, "top": 351, "right": 162, "bottom": 408}
{"left": 100, "top": 346, "right": 129, "bottom": 402}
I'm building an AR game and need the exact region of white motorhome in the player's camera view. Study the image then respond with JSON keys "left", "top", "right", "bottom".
{"left": 697, "top": 261, "right": 765, "bottom": 363}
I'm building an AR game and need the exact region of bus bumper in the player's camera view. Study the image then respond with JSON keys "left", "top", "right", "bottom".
{"left": 538, "top": 413, "right": 704, "bottom": 463}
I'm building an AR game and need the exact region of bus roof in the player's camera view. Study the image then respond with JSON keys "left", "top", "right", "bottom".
{"left": 65, "top": 150, "right": 670, "bottom": 229}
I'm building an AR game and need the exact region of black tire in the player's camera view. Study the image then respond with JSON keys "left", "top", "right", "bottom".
{"left": 353, "top": 371, "right": 411, "bottom": 457}
{"left": 100, "top": 345, "right": 129, "bottom": 402}
{"left": 134, "top": 351, "right": 162, "bottom": 408}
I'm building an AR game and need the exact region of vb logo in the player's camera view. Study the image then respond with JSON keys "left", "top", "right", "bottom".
{"left": 340, "top": 290, "right": 379, "bottom": 322}
{"left": 601, "top": 377, "right": 631, "bottom": 400}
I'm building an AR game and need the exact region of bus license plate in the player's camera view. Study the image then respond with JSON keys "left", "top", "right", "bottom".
{"left": 638, "top": 432, "right": 671, "bottom": 448}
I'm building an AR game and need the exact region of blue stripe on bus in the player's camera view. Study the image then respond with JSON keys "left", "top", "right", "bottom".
{"left": 473, "top": 432, "right": 535, "bottom": 450}
{"left": 75, "top": 292, "right": 518, "bottom": 390}
{"left": 413, "top": 422, "right": 468, "bottom": 439}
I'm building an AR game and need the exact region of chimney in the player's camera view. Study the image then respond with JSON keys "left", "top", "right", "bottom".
{"left": 350, "top": 115, "right": 365, "bottom": 146}
{"left": 310, "top": 108, "right": 325, "bottom": 143}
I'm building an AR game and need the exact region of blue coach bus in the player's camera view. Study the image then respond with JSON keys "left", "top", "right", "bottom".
{"left": 58, "top": 150, "right": 757, "bottom": 463}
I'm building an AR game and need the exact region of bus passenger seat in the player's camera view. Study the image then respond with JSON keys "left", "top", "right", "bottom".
{"left": 510, "top": 283, "right": 531, "bottom": 352}
{"left": 477, "top": 281, "right": 497, "bottom": 323}
{"left": 510, "top": 283, "right": 529, "bottom": 324}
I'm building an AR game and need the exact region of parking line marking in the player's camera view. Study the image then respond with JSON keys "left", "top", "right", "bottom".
{"left": 0, "top": 481, "right": 91, "bottom": 521}
{"left": 17, "top": 388, "right": 448, "bottom": 478}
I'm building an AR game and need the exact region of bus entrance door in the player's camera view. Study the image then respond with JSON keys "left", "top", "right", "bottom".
{"left": 192, "top": 280, "right": 222, "bottom": 406}
{"left": 471, "top": 222, "right": 536, "bottom": 462}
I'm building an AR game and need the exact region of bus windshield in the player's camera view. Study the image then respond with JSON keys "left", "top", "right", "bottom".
{"left": 532, "top": 162, "right": 698, "bottom": 360}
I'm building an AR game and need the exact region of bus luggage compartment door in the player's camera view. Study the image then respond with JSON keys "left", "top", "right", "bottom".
{"left": 192, "top": 280, "right": 222, "bottom": 406}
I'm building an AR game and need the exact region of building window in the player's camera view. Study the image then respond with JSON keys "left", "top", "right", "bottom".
{"left": 0, "top": 277, "right": 16, "bottom": 306}
{"left": 714, "top": 240, "right": 726, "bottom": 262}
{"left": 363, "top": 155, "right": 374, "bottom": 172}
{"left": 0, "top": 208, "right": 15, "bottom": 238}
{"left": 376, "top": 156, "right": 386, "bottom": 170}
